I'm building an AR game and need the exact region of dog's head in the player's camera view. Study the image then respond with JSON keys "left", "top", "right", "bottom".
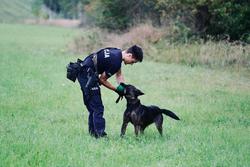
{"left": 120, "top": 83, "right": 144, "bottom": 102}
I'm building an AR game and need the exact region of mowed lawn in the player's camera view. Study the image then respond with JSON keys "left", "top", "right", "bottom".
{"left": 0, "top": 23, "right": 249, "bottom": 167}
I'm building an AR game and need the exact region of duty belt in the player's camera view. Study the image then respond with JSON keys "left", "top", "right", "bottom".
{"left": 79, "top": 53, "right": 98, "bottom": 73}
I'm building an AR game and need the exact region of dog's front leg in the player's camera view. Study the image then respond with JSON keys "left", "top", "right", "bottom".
{"left": 120, "top": 122, "right": 128, "bottom": 137}
{"left": 120, "top": 117, "right": 129, "bottom": 137}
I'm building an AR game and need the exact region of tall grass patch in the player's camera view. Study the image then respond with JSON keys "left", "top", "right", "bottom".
{"left": 70, "top": 24, "right": 250, "bottom": 70}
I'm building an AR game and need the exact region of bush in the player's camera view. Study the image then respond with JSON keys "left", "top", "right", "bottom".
{"left": 88, "top": 0, "right": 250, "bottom": 42}
{"left": 34, "top": 0, "right": 250, "bottom": 42}
{"left": 207, "top": 0, "right": 250, "bottom": 41}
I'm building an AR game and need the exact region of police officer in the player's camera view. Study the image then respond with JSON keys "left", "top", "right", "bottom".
{"left": 77, "top": 45, "right": 143, "bottom": 138}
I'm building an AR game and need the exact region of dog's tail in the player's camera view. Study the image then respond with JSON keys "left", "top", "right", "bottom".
{"left": 161, "top": 109, "right": 180, "bottom": 120}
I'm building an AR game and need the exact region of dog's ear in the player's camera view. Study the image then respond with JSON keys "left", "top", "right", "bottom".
{"left": 136, "top": 89, "right": 144, "bottom": 96}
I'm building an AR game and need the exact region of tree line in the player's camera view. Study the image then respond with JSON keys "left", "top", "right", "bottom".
{"left": 32, "top": 0, "right": 250, "bottom": 42}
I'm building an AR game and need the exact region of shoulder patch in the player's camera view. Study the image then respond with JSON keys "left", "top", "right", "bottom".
{"left": 104, "top": 49, "right": 110, "bottom": 58}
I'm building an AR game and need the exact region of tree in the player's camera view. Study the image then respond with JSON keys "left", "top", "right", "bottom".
{"left": 32, "top": 0, "right": 90, "bottom": 19}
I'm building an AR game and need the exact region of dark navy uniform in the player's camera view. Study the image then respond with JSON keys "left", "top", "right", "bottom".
{"left": 77, "top": 48, "right": 122, "bottom": 136}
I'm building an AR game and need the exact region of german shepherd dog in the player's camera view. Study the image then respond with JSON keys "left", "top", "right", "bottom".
{"left": 118, "top": 83, "right": 180, "bottom": 137}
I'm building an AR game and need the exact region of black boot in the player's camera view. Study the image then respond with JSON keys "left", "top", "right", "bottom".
{"left": 95, "top": 132, "right": 107, "bottom": 138}
{"left": 89, "top": 130, "right": 97, "bottom": 137}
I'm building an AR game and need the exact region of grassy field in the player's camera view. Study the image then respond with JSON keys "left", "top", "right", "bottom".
{"left": 0, "top": 0, "right": 34, "bottom": 23}
{"left": 0, "top": 23, "right": 250, "bottom": 167}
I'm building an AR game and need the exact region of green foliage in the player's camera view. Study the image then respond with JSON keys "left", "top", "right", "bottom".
{"left": 32, "top": 0, "right": 250, "bottom": 41}
{"left": 207, "top": 0, "right": 250, "bottom": 41}
{"left": 169, "top": 21, "right": 193, "bottom": 43}
{"left": 97, "top": 0, "right": 132, "bottom": 30}
{"left": 150, "top": 0, "right": 250, "bottom": 41}
{"left": 32, "top": 0, "right": 90, "bottom": 19}
{"left": 31, "top": 0, "right": 43, "bottom": 17}
{"left": 58, "top": 0, "right": 90, "bottom": 19}
{"left": 90, "top": 0, "right": 250, "bottom": 41}
{"left": 77, "top": 0, "right": 161, "bottom": 30}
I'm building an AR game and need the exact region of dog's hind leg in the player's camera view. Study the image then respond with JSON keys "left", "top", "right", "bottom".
{"left": 140, "top": 128, "right": 144, "bottom": 135}
{"left": 154, "top": 115, "right": 163, "bottom": 136}
{"left": 134, "top": 125, "right": 141, "bottom": 136}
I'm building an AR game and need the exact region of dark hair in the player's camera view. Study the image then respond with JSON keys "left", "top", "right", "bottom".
{"left": 127, "top": 45, "right": 143, "bottom": 62}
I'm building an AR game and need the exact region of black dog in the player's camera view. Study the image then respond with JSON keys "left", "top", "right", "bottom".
{"left": 118, "top": 83, "right": 180, "bottom": 137}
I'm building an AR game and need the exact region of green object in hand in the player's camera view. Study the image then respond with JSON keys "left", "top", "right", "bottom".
{"left": 116, "top": 84, "right": 125, "bottom": 92}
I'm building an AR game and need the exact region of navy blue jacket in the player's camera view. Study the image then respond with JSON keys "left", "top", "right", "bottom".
{"left": 95, "top": 48, "right": 122, "bottom": 78}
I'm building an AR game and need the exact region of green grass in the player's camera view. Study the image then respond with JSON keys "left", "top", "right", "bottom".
{"left": 0, "top": 0, "right": 34, "bottom": 23}
{"left": 0, "top": 23, "right": 250, "bottom": 167}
